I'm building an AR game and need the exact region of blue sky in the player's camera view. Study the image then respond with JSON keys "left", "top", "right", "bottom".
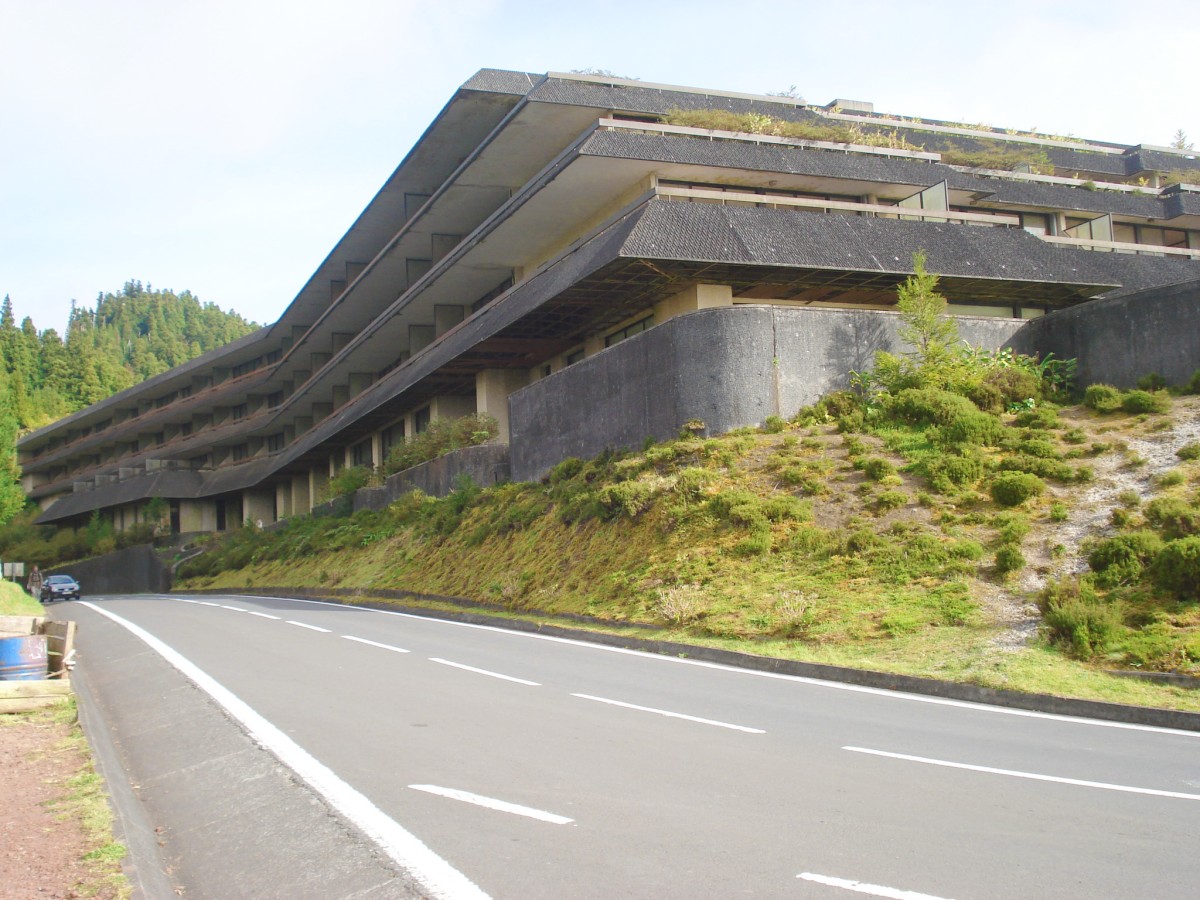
{"left": 2, "top": 0, "right": 1196, "bottom": 334}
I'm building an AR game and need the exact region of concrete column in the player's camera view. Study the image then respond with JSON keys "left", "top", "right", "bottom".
{"left": 292, "top": 474, "right": 311, "bottom": 515}
{"left": 275, "top": 482, "right": 292, "bottom": 520}
{"left": 654, "top": 283, "right": 733, "bottom": 322}
{"left": 243, "top": 489, "right": 275, "bottom": 527}
{"left": 310, "top": 466, "right": 329, "bottom": 506}
{"left": 476, "top": 369, "right": 529, "bottom": 442}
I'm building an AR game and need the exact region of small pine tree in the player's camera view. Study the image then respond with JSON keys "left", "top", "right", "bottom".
{"left": 1170, "top": 129, "right": 1194, "bottom": 151}
{"left": 897, "top": 251, "right": 960, "bottom": 362}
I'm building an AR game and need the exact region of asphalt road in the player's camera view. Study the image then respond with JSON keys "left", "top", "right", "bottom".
{"left": 54, "top": 593, "right": 1200, "bottom": 899}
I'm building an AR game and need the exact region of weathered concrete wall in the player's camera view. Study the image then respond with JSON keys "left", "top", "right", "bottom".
{"left": 349, "top": 443, "right": 512, "bottom": 513}
{"left": 1007, "top": 279, "right": 1200, "bottom": 388}
{"left": 49, "top": 543, "right": 171, "bottom": 595}
{"left": 509, "top": 305, "right": 1025, "bottom": 482}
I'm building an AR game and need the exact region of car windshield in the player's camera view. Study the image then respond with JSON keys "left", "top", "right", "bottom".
{"left": 46, "top": 575, "right": 75, "bottom": 584}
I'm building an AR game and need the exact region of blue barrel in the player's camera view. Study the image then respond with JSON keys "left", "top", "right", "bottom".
{"left": 0, "top": 635, "right": 48, "bottom": 681}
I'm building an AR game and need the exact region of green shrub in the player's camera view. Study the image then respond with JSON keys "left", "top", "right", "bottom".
{"left": 674, "top": 466, "right": 718, "bottom": 502}
{"left": 1012, "top": 407, "right": 1061, "bottom": 431}
{"left": 1186, "top": 370, "right": 1200, "bottom": 395}
{"left": 1121, "top": 390, "right": 1171, "bottom": 415}
{"left": 1144, "top": 496, "right": 1200, "bottom": 539}
{"left": 1177, "top": 443, "right": 1200, "bottom": 462}
{"left": 1049, "top": 502, "right": 1069, "bottom": 522}
{"left": 874, "top": 490, "right": 907, "bottom": 512}
{"left": 1083, "top": 384, "right": 1124, "bottom": 413}
{"left": 994, "top": 543, "right": 1026, "bottom": 575}
{"left": 383, "top": 413, "right": 500, "bottom": 475}
{"left": 760, "top": 495, "right": 810, "bottom": 522}
{"left": 1136, "top": 373, "right": 1167, "bottom": 391}
{"left": 733, "top": 527, "right": 773, "bottom": 556}
{"left": 328, "top": 465, "right": 374, "bottom": 499}
{"left": 1062, "top": 428, "right": 1087, "bottom": 445}
{"left": 1087, "top": 531, "right": 1164, "bottom": 587}
{"left": 1018, "top": 438, "right": 1060, "bottom": 459}
{"left": 1157, "top": 470, "right": 1186, "bottom": 488}
{"left": 1152, "top": 536, "right": 1200, "bottom": 600}
{"left": 1038, "top": 578, "right": 1123, "bottom": 659}
{"left": 983, "top": 366, "right": 1042, "bottom": 407}
{"left": 919, "top": 452, "right": 984, "bottom": 493}
{"left": 761, "top": 415, "right": 787, "bottom": 434}
{"left": 596, "top": 478, "right": 664, "bottom": 519}
{"left": 998, "top": 454, "right": 1073, "bottom": 481}
{"left": 858, "top": 457, "right": 897, "bottom": 481}
{"left": 990, "top": 472, "right": 1045, "bottom": 506}
{"left": 995, "top": 512, "right": 1031, "bottom": 544}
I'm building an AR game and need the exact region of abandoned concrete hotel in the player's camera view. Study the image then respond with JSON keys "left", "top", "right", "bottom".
{"left": 19, "top": 69, "right": 1200, "bottom": 533}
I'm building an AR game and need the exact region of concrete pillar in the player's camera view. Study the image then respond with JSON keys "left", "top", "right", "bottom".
{"left": 476, "top": 369, "right": 529, "bottom": 442}
{"left": 310, "top": 466, "right": 330, "bottom": 506}
{"left": 243, "top": 489, "right": 275, "bottom": 527}
{"left": 275, "top": 482, "right": 292, "bottom": 520}
{"left": 654, "top": 283, "right": 733, "bottom": 322}
{"left": 292, "top": 474, "right": 311, "bottom": 515}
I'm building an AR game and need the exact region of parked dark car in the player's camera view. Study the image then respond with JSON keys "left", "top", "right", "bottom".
{"left": 41, "top": 574, "right": 81, "bottom": 602}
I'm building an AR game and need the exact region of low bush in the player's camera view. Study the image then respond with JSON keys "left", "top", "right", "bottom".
{"left": 990, "top": 472, "right": 1045, "bottom": 506}
{"left": 874, "top": 490, "right": 907, "bottom": 512}
{"left": 1121, "top": 390, "right": 1171, "bottom": 415}
{"left": 383, "top": 413, "right": 499, "bottom": 475}
{"left": 858, "top": 457, "right": 897, "bottom": 481}
{"left": 1177, "top": 443, "right": 1200, "bottom": 462}
{"left": 994, "top": 543, "right": 1026, "bottom": 575}
{"left": 1152, "top": 536, "right": 1200, "bottom": 600}
{"left": 1144, "top": 496, "right": 1200, "bottom": 539}
{"left": 1083, "top": 384, "right": 1123, "bottom": 413}
{"left": 918, "top": 452, "right": 984, "bottom": 494}
{"left": 1038, "top": 578, "right": 1123, "bottom": 659}
{"left": 1087, "top": 531, "right": 1163, "bottom": 587}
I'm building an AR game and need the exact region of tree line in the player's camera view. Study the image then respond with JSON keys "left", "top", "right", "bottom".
{"left": 0, "top": 281, "right": 258, "bottom": 524}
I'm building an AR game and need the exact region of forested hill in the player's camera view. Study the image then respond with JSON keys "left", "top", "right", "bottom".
{"left": 1, "top": 281, "right": 259, "bottom": 433}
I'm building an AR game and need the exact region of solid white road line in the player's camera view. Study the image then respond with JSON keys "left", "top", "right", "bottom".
{"left": 221, "top": 605, "right": 247, "bottom": 612}
{"left": 572, "top": 693, "right": 765, "bottom": 733}
{"left": 844, "top": 747, "right": 1200, "bottom": 801}
{"left": 78, "top": 602, "right": 489, "bottom": 900}
{"left": 286, "top": 620, "right": 332, "bottom": 633}
{"left": 343, "top": 635, "right": 410, "bottom": 654}
{"left": 429, "top": 658, "right": 539, "bottom": 686}
{"left": 246, "top": 611, "right": 280, "bottom": 620}
{"left": 198, "top": 601, "right": 221, "bottom": 607}
{"left": 409, "top": 785, "right": 573, "bottom": 825}
{"left": 798, "top": 872, "right": 953, "bottom": 899}
{"left": 176, "top": 598, "right": 201, "bottom": 604}
{"left": 236, "top": 594, "right": 1200, "bottom": 738}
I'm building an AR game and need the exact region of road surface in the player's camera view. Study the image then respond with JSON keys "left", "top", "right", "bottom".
{"left": 55, "top": 593, "right": 1200, "bottom": 899}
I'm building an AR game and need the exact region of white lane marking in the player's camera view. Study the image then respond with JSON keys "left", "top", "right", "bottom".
{"left": 844, "top": 747, "right": 1200, "bottom": 801}
{"left": 429, "top": 658, "right": 539, "bottom": 686}
{"left": 221, "top": 605, "right": 247, "bottom": 612}
{"left": 247, "top": 611, "right": 280, "bottom": 620}
{"left": 176, "top": 598, "right": 201, "bottom": 604}
{"left": 198, "top": 601, "right": 221, "bottom": 607}
{"left": 572, "top": 693, "right": 765, "bottom": 733}
{"left": 343, "top": 635, "right": 410, "bottom": 654}
{"left": 220, "top": 595, "right": 1200, "bottom": 739}
{"left": 798, "top": 872, "right": 953, "bottom": 899}
{"left": 286, "top": 620, "right": 331, "bottom": 633}
{"left": 78, "top": 602, "right": 488, "bottom": 900}
{"left": 409, "top": 785, "right": 573, "bottom": 825}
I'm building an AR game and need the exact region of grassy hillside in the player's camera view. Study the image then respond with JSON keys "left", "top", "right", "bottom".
{"left": 177, "top": 386, "right": 1200, "bottom": 712}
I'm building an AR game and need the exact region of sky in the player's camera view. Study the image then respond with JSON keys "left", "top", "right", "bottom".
{"left": 2, "top": 0, "right": 1197, "bottom": 335}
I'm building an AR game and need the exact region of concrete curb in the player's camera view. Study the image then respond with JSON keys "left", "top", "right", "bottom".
{"left": 181, "top": 586, "right": 1200, "bottom": 734}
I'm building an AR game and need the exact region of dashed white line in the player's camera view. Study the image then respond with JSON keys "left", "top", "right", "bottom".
{"left": 221, "top": 605, "right": 247, "bottom": 612}
{"left": 409, "top": 785, "right": 573, "bottom": 825}
{"left": 197, "top": 601, "right": 221, "bottom": 607}
{"left": 572, "top": 693, "right": 765, "bottom": 733}
{"left": 78, "top": 602, "right": 489, "bottom": 899}
{"left": 175, "top": 598, "right": 201, "bottom": 604}
{"left": 844, "top": 747, "right": 1200, "bottom": 801}
{"left": 286, "top": 620, "right": 332, "bottom": 633}
{"left": 429, "top": 658, "right": 539, "bottom": 686}
{"left": 343, "top": 635, "right": 409, "bottom": 654}
{"left": 798, "top": 872, "right": 953, "bottom": 899}
{"left": 246, "top": 611, "right": 280, "bottom": 620}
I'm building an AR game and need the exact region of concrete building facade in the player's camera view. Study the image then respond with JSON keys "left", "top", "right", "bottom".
{"left": 18, "top": 69, "right": 1200, "bottom": 531}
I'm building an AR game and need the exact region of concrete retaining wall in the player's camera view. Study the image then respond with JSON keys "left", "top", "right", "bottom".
{"left": 49, "top": 543, "right": 171, "bottom": 595}
{"left": 344, "top": 442, "right": 511, "bottom": 514}
{"left": 1007, "top": 279, "right": 1200, "bottom": 388}
{"left": 509, "top": 305, "right": 1024, "bottom": 482}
